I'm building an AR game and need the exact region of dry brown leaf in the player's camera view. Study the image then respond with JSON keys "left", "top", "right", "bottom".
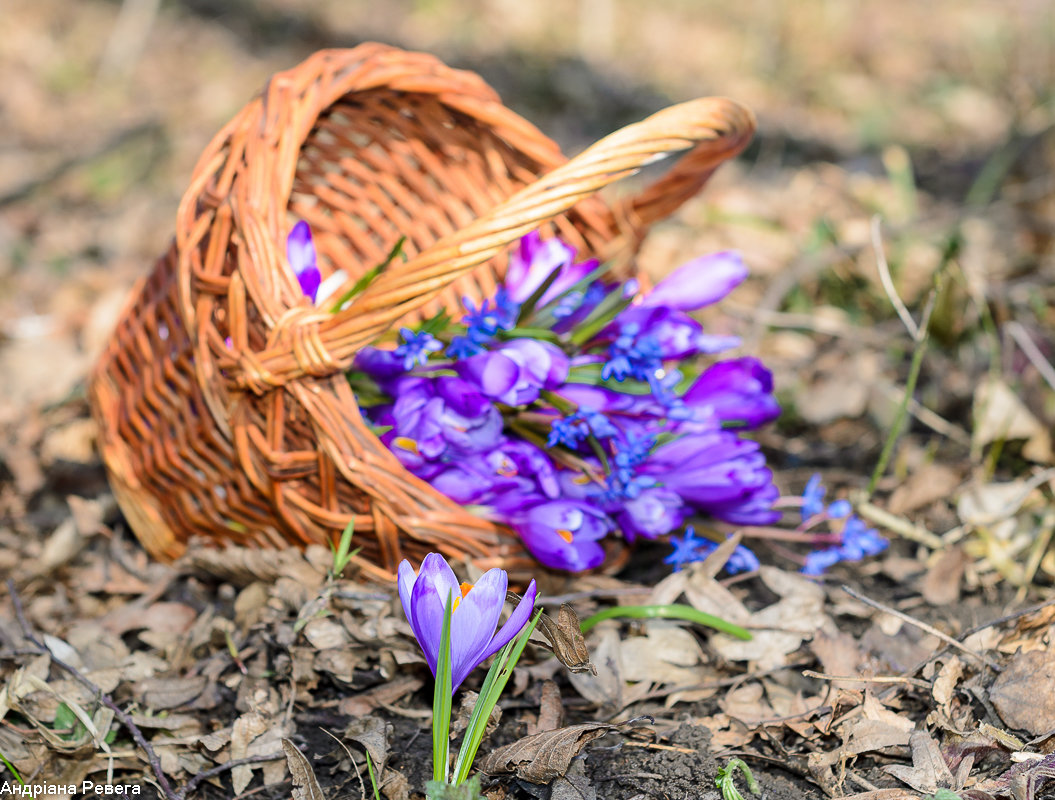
{"left": 719, "top": 683, "right": 775, "bottom": 727}
{"left": 451, "top": 690, "right": 502, "bottom": 739}
{"left": 888, "top": 463, "right": 961, "bottom": 515}
{"left": 810, "top": 693, "right": 914, "bottom": 789}
{"left": 713, "top": 567, "right": 830, "bottom": 669}
{"left": 231, "top": 711, "right": 270, "bottom": 794}
{"left": 534, "top": 680, "right": 563, "bottom": 734}
{"left": 344, "top": 715, "right": 390, "bottom": 772}
{"left": 479, "top": 719, "right": 648, "bottom": 783}
{"left": 136, "top": 676, "right": 207, "bottom": 710}
{"left": 919, "top": 547, "right": 970, "bottom": 606}
{"left": 531, "top": 601, "right": 595, "bottom": 675}
{"left": 549, "top": 758, "right": 596, "bottom": 800}
{"left": 884, "top": 730, "right": 958, "bottom": 794}
{"left": 973, "top": 376, "right": 1053, "bottom": 462}
{"left": 931, "top": 657, "right": 964, "bottom": 719}
{"left": 302, "top": 617, "right": 351, "bottom": 650}
{"left": 990, "top": 649, "right": 1055, "bottom": 735}
{"left": 811, "top": 629, "right": 868, "bottom": 690}
{"left": 567, "top": 626, "right": 622, "bottom": 710}
{"left": 284, "top": 738, "right": 325, "bottom": 800}
{"left": 381, "top": 768, "right": 410, "bottom": 800}
{"left": 619, "top": 621, "right": 708, "bottom": 685}
{"left": 314, "top": 648, "right": 358, "bottom": 683}
{"left": 338, "top": 676, "right": 423, "bottom": 717}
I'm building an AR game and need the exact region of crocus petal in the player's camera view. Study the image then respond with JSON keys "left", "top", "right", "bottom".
{"left": 287, "top": 220, "right": 320, "bottom": 303}
{"left": 478, "top": 579, "right": 537, "bottom": 663}
{"left": 449, "top": 568, "right": 508, "bottom": 689}
{"left": 408, "top": 553, "right": 460, "bottom": 675}
{"left": 639, "top": 250, "right": 747, "bottom": 311}
{"left": 397, "top": 560, "right": 424, "bottom": 645}
{"left": 457, "top": 352, "right": 519, "bottom": 400}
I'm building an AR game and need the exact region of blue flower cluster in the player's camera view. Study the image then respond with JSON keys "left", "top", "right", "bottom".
{"left": 664, "top": 526, "right": 760, "bottom": 574}
{"left": 289, "top": 223, "right": 783, "bottom": 573}
{"left": 798, "top": 475, "right": 888, "bottom": 575}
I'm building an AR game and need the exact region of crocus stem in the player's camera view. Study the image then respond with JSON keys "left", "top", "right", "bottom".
{"left": 579, "top": 604, "right": 752, "bottom": 640}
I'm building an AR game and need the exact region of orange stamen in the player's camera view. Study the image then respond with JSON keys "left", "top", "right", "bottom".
{"left": 556, "top": 529, "right": 574, "bottom": 543}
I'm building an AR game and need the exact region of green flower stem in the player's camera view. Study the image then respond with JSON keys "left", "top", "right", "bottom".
{"left": 579, "top": 604, "right": 752, "bottom": 640}
{"left": 433, "top": 593, "right": 454, "bottom": 785}
{"left": 538, "top": 389, "right": 578, "bottom": 415}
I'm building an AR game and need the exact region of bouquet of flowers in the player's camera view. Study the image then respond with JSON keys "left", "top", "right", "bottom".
{"left": 289, "top": 222, "right": 782, "bottom": 573}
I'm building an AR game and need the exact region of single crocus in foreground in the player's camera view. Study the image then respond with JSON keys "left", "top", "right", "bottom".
{"left": 398, "top": 553, "right": 538, "bottom": 692}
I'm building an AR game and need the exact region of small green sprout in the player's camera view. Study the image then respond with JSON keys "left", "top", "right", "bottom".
{"left": 329, "top": 519, "right": 361, "bottom": 579}
{"left": 716, "top": 757, "right": 760, "bottom": 800}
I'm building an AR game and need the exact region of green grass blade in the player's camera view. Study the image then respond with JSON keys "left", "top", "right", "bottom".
{"left": 578, "top": 604, "right": 751, "bottom": 640}
{"left": 364, "top": 750, "right": 382, "bottom": 800}
{"left": 433, "top": 592, "right": 455, "bottom": 785}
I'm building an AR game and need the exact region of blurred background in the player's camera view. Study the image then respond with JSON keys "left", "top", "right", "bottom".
{"left": 1, "top": 0, "right": 1054, "bottom": 511}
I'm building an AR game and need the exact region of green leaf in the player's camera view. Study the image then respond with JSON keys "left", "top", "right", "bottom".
{"left": 526, "top": 261, "right": 614, "bottom": 328}
{"left": 579, "top": 604, "right": 752, "bottom": 641}
{"left": 715, "top": 758, "right": 760, "bottom": 800}
{"left": 364, "top": 750, "right": 383, "bottom": 800}
{"left": 329, "top": 236, "right": 407, "bottom": 312}
{"left": 452, "top": 609, "right": 542, "bottom": 785}
{"left": 328, "top": 519, "right": 360, "bottom": 578}
{"left": 424, "top": 776, "right": 483, "bottom": 800}
{"left": 433, "top": 592, "right": 455, "bottom": 785}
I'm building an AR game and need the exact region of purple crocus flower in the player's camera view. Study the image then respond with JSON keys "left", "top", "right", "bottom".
{"left": 504, "top": 231, "right": 598, "bottom": 306}
{"left": 680, "top": 358, "right": 780, "bottom": 431}
{"left": 384, "top": 377, "right": 503, "bottom": 468}
{"left": 642, "top": 431, "right": 781, "bottom": 525}
{"left": 398, "top": 553, "right": 537, "bottom": 693}
{"left": 609, "top": 306, "right": 740, "bottom": 362}
{"left": 614, "top": 486, "right": 686, "bottom": 541}
{"left": 639, "top": 250, "right": 748, "bottom": 312}
{"left": 418, "top": 438, "right": 561, "bottom": 505}
{"left": 507, "top": 498, "right": 611, "bottom": 572}
{"left": 457, "top": 339, "right": 569, "bottom": 405}
{"left": 287, "top": 220, "right": 321, "bottom": 303}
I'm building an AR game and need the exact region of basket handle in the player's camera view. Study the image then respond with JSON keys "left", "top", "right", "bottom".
{"left": 232, "top": 97, "right": 755, "bottom": 393}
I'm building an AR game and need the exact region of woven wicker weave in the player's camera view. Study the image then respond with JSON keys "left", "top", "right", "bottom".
{"left": 89, "top": 44, "right": 755, "bottom": 582}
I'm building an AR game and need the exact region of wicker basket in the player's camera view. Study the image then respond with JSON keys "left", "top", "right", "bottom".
{"left": 89, "top": 44, "right": 755, "bottom": 582}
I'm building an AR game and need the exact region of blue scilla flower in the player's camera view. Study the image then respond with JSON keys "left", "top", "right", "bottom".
{"left": 552, "top": 290, "right": 584, "bottom": 320}
{"left": 801, "top": 474, "right": 853, "bottom": 522}
{"left": 665, "top": 526, "right": 712, "bottom": 571}
{"left": 547, "top": 406, "right": 619, "bottom": 449}
{"left": 394, "top": 328, "right": 443, "bottom": 369}
{"left": 665, "top": 526, "right": 759, "bottom": 575}
{"left": 602, "top": 322, "right": 663, "bottom": 384}
{"left": 607, "top": 430, "right": 656, "bottom": 493}
{"left": 801, "top": 474, "right": 826, "bottom": 520}
{"left": 801, "top": 514, "right": 888, "bottom": 575}
{"left": 463, "top": 288, "right": 519, "bottom": 343}
{"left": 447, "top": 334, "right": 485, "bottom": 360}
